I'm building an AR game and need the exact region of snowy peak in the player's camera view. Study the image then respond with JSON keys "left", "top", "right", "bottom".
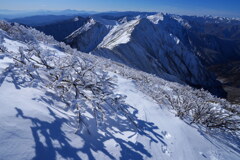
{"left": 147, "top": 12, "right": 164, "bottom": 24}
{"left": 73, "top": 16, "right": 81, "bottom": 22}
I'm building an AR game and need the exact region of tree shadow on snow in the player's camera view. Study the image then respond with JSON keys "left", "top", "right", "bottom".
{"left": 15, "top": 107, "right": 81, "bottom": 160}
{"left": 15, "top": 104, "right": 166, "bottom": 160}
{"left": 0, "top": 65, "right": 37, "bottom": 89}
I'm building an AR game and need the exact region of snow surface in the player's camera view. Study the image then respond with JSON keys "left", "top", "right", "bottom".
{"left": 0, "top": 47, "right": 239, "bottom": 159}
{"left": 2, "top": 37, "right": 66, "bottom": 58}
{"left": 0, "top": 24, "right": 239, "bottom": 160}
{"left": 39, "top": 43, "right": 66, "bottom": 57}
{"left": 2, "top": 38, "right": 27, "bottom": 53}
{"left": 114, "top": 74, "right": 240, "bottom": 160}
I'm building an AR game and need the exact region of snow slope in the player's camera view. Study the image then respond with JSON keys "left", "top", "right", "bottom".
{"left": 0, "top": 21, "right": 240, "bottom": 160}
{"left": 114, "top": 75, "right": 240, "bottom": 160}
{"left": 0, "top": 57, "right": 239, "bottom": 159}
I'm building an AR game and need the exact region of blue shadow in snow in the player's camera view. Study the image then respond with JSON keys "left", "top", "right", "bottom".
{"left": 15, "top": 105, "right": 166, "bottom": 160}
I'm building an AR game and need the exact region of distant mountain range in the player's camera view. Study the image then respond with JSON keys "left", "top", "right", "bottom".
{"left": 0, "top": 9, "right": 96, "bottom": 20}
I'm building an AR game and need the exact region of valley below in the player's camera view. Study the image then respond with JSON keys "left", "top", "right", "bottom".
{"left": 209, "top": 61, "right": 240, "bottom": 104}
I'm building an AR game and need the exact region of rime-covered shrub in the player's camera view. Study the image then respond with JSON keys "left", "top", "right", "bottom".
{"left": 4, "top": 44, "right": 135, "bottom": 133}
{"left": 0, "top": 21, "right": 11, "bottom": 31}
{"left": 83, "top": 53, "right": 240, "bottom": 134}
{"left": 0, "top": 20, "right": 136, "bottom": 133}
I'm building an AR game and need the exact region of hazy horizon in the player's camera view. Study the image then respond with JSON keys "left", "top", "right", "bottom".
{"left": 0, "top": 0, "right": 239, "bottom": 18}
{"left": 0, "top": 9, "right": 239, "bottom": 19}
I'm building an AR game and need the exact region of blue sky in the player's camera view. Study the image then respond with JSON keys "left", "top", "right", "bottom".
{"left": 0, "top": 0, "right": 240, "bottom": 17}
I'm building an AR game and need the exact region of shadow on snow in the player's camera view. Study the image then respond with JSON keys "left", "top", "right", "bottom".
{"left": 15, "top": 104, "right": 165, "bottom": 160}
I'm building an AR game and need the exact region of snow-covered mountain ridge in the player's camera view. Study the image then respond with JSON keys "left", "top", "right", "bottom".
{"left": 61, "top": 13, "right": 240, "bottom": 98}
{"left": 93, "top": 15, "right": 226, "bottom": 97}
{"left": 0, "top": 21, "right": 240, "bottom": 160}
{"left": 65, "top": 18, "right": 109, "bottom": 53}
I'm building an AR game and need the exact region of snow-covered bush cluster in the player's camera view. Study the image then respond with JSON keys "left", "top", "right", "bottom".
{"left": 0, "top": 21, "right": 136, "bottom": 133}
{"left": 84, "top": 54, "right": 240, "bottom": 135}
{"left": 0, "top": 20, "right": 239, "bottom": 135}
{"left": 164, "top": 88, "right": 240, "bottom": 132}
{"left": 0, "top": 21, "right": 56, "bottom": 44}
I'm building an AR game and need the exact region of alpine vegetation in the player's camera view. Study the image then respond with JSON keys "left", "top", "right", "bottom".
{"left": 0, "top": 21, "right": 135, "bottom": 134}
{"left": 0, "top": 20, "right": 240, "bottom": 160}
